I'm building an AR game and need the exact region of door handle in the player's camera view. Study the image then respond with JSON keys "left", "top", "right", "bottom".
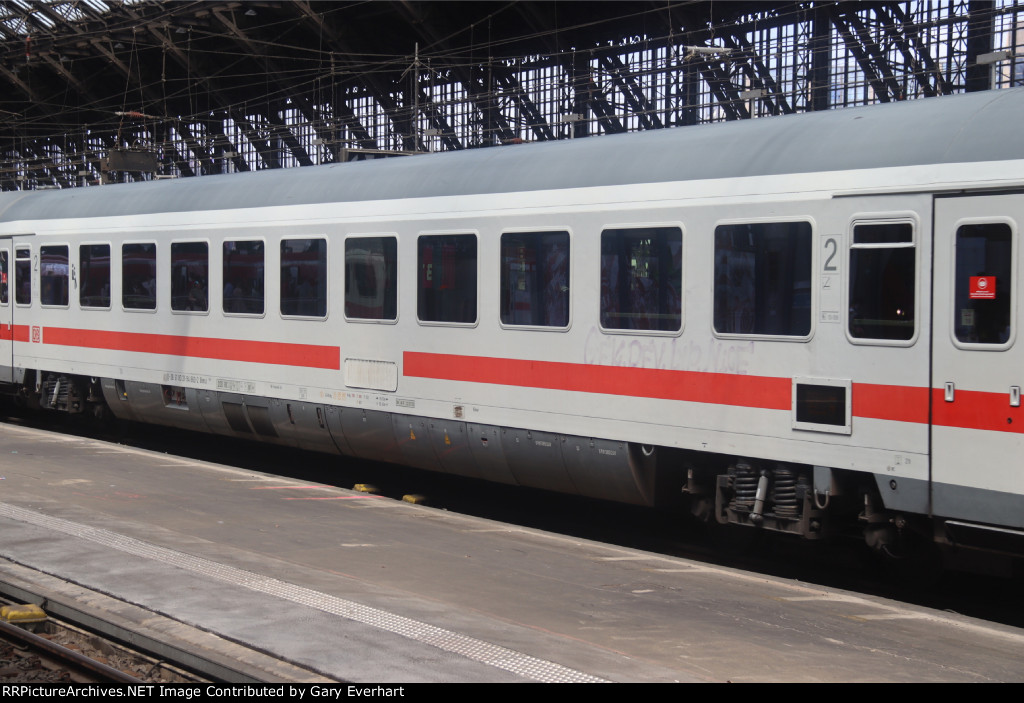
{"left": 944, "top": 382, "right": 955, "bottom": 402}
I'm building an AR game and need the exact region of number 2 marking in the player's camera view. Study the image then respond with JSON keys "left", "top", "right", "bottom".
{"left": 823, "top": 237, "right": 838, "bottom": 272}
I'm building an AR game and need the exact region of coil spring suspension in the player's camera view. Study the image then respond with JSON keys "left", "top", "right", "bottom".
{"left": 40, "top": 374, "right": 69, "bottom": 411}
{"left": 730, "top": 462, "right": 760, "bottom": 511}
{"left": 771, "top": 465, "right": 800, "bottom": 518}
{"left": 38, "top": 373, "right": 85, "bottom": 413}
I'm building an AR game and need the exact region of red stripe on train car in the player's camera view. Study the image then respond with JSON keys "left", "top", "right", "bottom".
{"left": 931, "top": 388, "right": 1024, "bottom": 434}
{"left": 40, "top": 326, "right": 340, "bottom": 370}
{"left": 403, "top": 352, "right": 958, "bottom": 428}
{"left": 403, "top": 351, "right": 792, "bottom": 410}
{"left": 851, "top": 383, "right": 929, "bottom": 424}
{"left": 13, "top": 333, "right": 1020, "bottom": 434}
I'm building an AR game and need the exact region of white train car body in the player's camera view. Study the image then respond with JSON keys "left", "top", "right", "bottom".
{"left": 2, "top": 88, "right": 1023, "bottom": 554}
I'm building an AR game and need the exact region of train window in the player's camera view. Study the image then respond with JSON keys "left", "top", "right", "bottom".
{"left": 848, "top": 223, "right": 915, "bottom": 341}
{"left": 501, "top": 231, "right": 570, "bottom": 328}
{"left": 15, "top": 248, "right": 30, "bottom": 305}
{"left": 714, "top": 222, "right": 812, "bottom": 337}
{"left": 171, "top": 242, "right": 209, "bottom": 313}
{"left": 122, "top": 242, "right": 157, "bottom": 310}
{"left": 40, "top": 245, "right": 70, "bottom": 307}
{"left": 0, "top": 250, "right": 8, "bottom": 305}
{"left": 280, "top": 238, "right": 327, "bottom": 317}
{"left": 80, "top": 244, "right": 111, "bottom": 308}
{"left": 600, "top": 227, "right": 681, "bottom": 332}
{"left": 223, "top": 240, "right": 265, "bottom": 315}
{"left": 417, "top": 234, "right": 477, "bottom": 324}
{"left": 345, "top": 236, "right": 397, "bottom": 321}
{"left": 954, "top": 223, "right": 1013, "bottom": 345}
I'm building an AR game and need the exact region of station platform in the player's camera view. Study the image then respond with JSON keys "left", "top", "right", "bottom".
{"left": 0, "top": 421, "right": 1022, "bottom": 683}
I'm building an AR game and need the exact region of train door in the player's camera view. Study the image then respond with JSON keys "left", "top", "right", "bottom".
{"left": 0, "top": 239, "right": 10, "bottom": 383}
{"left": 932, "top": 194, "right": 1024, "bottom": 529}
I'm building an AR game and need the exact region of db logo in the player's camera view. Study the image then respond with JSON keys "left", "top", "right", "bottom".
{"left": 30, "top": 326, "right": 40, "bottom": 343}
{"left": 970, "top": 276, "right": 996, "bottom": 300}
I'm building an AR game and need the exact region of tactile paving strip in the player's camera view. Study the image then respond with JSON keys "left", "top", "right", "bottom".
{"left": 0, "top": 502, "right": 608, "bottom": 683}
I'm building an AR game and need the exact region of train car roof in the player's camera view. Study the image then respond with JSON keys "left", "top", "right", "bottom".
{"left": 2, "top": 87, "right": 1023, "bottom": 223}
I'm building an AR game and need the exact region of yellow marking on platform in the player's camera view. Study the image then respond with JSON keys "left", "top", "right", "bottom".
{"left": 1, "top": 604, "right": 47, "bottom": 623}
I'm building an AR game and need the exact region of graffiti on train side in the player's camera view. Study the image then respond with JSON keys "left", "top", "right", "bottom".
{"left": 583, "top": 327, "right": 754, "bottom": 374}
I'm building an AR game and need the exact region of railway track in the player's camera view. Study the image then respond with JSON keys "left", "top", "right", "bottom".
{"left": 0, "top": 604, "right": 204, "bottom": 683}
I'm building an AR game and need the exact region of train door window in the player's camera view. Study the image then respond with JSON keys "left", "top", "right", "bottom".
{"left": 0, "top": 250, "right": 8, "bottom": 304}
{"left": 122, "top": 242, "right": 157, "bottom": 310}
{"left": 600, "top": 227, "right": 681, "bottom": 332}
{"left": 15, "top": 247, "right": 30, "bottom": 306}
{"left": 417, "top": 234, "right": 477, "bottom": 324}
{"left": 501, "top": 231, "right": 570, "bottom": 328}
{"left": 280, "top": 238, "right": 327, "bottom": 318}
{"left": 954, "top": 222, "right": 1013, "bottom": 346}
{"left": 171, "top": 242, "right": 209, "bottom": 313}
{"left": 713, "top": 222, "right": 812, "bottom": 337}
{"left": 40, "top": 245, "right": 69, "bottom": 307}
{"left": 223, "top": 240, "right": 265, "bottom": 315}
{"left": 80, "top": 244, "right": 111, "bottom": 309}
{"left": 848, "top": 222, "right": 915, "bottom": 342}
{"left": 345, "top": 236, "right": 397, "bottom": 321}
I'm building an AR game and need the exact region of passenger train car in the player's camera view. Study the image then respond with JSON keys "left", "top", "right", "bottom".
{"left": 2, "top": 88, "right": 1023, "bottom": 558}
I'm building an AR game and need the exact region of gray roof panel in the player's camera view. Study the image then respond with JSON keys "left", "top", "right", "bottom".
{"left": 2, "top": 88, "right": 1023, "bottom": 224}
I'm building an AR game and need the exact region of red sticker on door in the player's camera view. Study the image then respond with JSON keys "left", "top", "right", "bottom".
{"left": 970, "top": 276, "right": 996, "bottom": 299}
